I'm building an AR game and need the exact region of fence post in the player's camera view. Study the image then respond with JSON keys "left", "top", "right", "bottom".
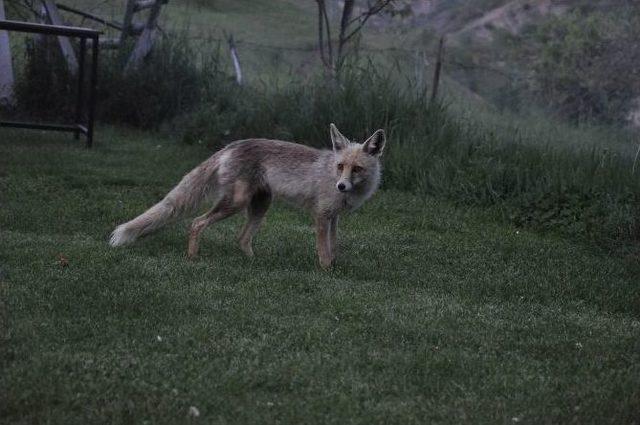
{"left": 227, "top": 34, "right": 243, "bottom": 85}
{"left": 0, "top": 0, "right": 14, "bottom": 104}
{"left": 74, "top": 37, "right": 86, "bottom": 140}
{"left": 430, "top": 36, "right": 445, "bottom": 104}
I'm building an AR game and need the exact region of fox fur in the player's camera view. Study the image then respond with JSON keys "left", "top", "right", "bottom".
{"left": 109, "top": 123, "right": 386, "bottom": 268}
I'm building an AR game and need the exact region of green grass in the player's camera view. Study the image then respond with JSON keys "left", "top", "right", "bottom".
{"left": 1, "top": 128, "right": 639, "bottom": 424}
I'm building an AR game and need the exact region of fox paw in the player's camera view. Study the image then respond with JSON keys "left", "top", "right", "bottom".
{"left": 319, "top": 258, "right": 334, "bottom": 270}
{"left": 240, "top": 245, "right": 254, "bottom": 257}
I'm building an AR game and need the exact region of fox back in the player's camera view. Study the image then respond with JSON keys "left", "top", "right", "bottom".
{"left": 209, "top": 131, "right": 384, "bottom": 216}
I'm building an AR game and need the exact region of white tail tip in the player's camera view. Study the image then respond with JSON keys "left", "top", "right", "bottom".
{"left": 109, "top": 224, "right": 135, "bottom": 247}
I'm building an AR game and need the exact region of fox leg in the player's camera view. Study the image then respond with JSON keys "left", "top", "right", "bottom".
{"left": 188, "top": 181, "right": 252, "bottom": 259}
{"left": 315, "top": 216, "right": 333, "bottom": 269}
{"left": 328, "top": 215, "right": 339, "bottom": 263}
{"left": 238, "top": 191, "right": 272, "bottom": 257}
{"left": 187, "top": 197, "right": 238, "bottom": 259}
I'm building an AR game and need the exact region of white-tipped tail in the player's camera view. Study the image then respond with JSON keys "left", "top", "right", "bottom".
{"left": 109, "top": 223, "right": 135, "bottom": 247}
{"left": 109, "top": 155, "right": 221, "bottom": 247}
{"left": 109, "top": 200, "right": 174, "bottom": 246}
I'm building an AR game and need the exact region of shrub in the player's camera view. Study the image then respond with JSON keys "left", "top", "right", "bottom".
{"left": 11, "top": 36, "right": 75, "bottom": 121}
{"left": 520, "top": 9, "right": 640, "bottom": 123}
{"left": 98, "top": 36, "right": 225, "bottom": 129}
{"left": 8, "top": 33, "right": 225, "bottom": 129}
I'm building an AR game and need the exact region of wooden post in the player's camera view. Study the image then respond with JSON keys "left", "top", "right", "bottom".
{"left": 0, "top": 0, "right": 14, "bottom": 104}
{"left": 227, "top": 34, "right": 242, "bottom": 85}
{"left": 42, "top": 0, "right": 79, "bottom": 74}
{"left": 430, "top": 36, "right": 445, "bottom": 104}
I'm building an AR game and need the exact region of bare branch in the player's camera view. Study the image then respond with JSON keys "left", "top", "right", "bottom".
{"left": 336, "top": 0, "right": 355, "bottom": 64}
{"left": 317, "top": 0, "right": 326, "bottom": 65}
{"left": 322, "top": 1, "right": 333, "bottom": 67}
{"left": 347, "top": 0, "right": 393, "bottom": 27}
{"left": 315, "top": 0, "right": 333, "bottom": 69}
{"left": 315, "top": 0, "right": 392, "bottom": 74}
{"left": 343, "top": 0, "right": 393, "bottom": 43}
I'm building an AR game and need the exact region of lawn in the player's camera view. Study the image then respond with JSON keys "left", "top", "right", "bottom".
{"left": 1, "top": 128, "right": 639, "bottom": 424}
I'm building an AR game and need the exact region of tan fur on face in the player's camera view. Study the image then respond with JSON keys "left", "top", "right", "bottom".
{"left": 335, "top": 144, "right": 381, "bottom": 194}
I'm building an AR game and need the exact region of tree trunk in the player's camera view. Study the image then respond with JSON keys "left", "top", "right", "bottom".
{"left": 337, "top": 0, "right": 355, "bottom": 69}
{"left": 124, "top": 0, "right": 164, "bottom": 73}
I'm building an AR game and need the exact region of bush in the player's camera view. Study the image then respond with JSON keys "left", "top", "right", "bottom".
{"left": 11, "top": 37, "right": 75, "bottom": 121}
{"left": 9, "top": 33, "right": 225, "bottom": 129}
{"left": 98, "top": 36, "right": 226, "bottom": 129}
{"left": 520, "top": 9, "right": 640, "bottom": 123}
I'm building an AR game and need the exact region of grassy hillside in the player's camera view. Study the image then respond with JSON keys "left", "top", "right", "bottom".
{"left": 1, "top": 127, "right": 639, "bottom": 424}
{"left": 6, "top": 0, "right": 635, "bottom": 107}
{"left": 34, "top": 0, "right": 634, "bottom": 122}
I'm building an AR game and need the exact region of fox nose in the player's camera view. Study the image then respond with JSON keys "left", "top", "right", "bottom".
{"left": 337, "top": 183, "right": 347, "bottom": 192}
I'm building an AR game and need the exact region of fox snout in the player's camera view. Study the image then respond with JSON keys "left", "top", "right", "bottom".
{"left": 336, "top": 180, "right": 352, "bottom": 192}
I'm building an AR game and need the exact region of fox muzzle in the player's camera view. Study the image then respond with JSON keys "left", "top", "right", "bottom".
{"left": 336, "top": 180, "right": 352, "bottom": 192}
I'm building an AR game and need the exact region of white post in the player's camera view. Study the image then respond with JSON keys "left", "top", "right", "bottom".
{"left": 0, "top": 0, "right": 15, "bottom": 104}
{"left": 227, "top": 34, "right": 242, "bottom": 85}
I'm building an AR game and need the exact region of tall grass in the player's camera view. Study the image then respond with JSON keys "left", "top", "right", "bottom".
{"left": 9, "top": 37, "right": 75, "bottom": 121}
{"left": 4, "top": 34, "right": 227, "bottom": 129}
{"left": 98, "top": 36, "right": 228, "bottom": 129}
{"left": 7, "top": 33, "right": 640, "bottom": 247}
{"left": 180, "top": 61, "right": 640, "bottom": 247}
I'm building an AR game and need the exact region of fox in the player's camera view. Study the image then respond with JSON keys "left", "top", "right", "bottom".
{"left": 109, "top": 123, "right": 386, "bottom": 268}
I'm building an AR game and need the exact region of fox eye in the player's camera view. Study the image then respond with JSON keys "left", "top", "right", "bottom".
{"left": 337, "top": 163, "right": 344, "bottom": 171}
{"left": 352, "top": 166, "right": 363, "bottom": 173}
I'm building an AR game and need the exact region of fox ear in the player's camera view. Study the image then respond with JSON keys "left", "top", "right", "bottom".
{"left": 363, "top": 129, "right": 386, "bottom": 156}
{"left": 330, "top": 123, "right": 349, "bottom": 151}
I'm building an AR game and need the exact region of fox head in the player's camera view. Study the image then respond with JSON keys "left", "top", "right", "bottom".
{"left": 329, "top": 123, "right": 386, "bottom": 194}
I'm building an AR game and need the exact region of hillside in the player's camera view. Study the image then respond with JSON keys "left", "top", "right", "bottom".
{"left": 6, "top": 0, "right": 637, "bottom": 123}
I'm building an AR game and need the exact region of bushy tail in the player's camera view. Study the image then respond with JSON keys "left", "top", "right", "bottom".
{"left": 109, "top": 157, "right": 220, "bottom": 247}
